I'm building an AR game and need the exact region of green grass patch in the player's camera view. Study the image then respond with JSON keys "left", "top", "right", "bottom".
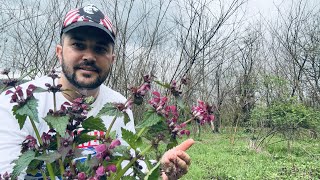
{"left": 180, "top": 127, "right": 320, "bottom": 180}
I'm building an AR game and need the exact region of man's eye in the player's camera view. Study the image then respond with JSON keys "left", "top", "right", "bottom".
{"left": 72, "top": 43, "right": 85, "bottom": 49}
{"left": 94, "top": 46, "right": 108, "bottom": 54}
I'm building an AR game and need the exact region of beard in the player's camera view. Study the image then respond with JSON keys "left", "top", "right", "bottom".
{"left": 61, "top": 57, "right": 110, "bottom": 90}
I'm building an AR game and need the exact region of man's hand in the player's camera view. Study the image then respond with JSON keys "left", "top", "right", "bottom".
{"left": 160, "top": 139, "right": 195, "bottom": 180}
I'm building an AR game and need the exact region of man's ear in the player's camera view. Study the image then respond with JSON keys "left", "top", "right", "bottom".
{"left": 111, "top": 53, "right": 116, "bottom": 63}
{"left": 56, "top": 44, "right": 63, "bottom": 64}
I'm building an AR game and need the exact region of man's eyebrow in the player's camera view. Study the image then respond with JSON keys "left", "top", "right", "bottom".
{"left": 69, "top": 35, "right": 85, "bottom": 41}
{"left": 96, "top": 41, "right": 109, "bottom": 46}
{"left": 69, "top": 35, "right": 109, "bottom": 46}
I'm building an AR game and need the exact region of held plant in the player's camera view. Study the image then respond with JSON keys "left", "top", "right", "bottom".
{"left": 0, "top": 69, "right": 215, "bottom": 179}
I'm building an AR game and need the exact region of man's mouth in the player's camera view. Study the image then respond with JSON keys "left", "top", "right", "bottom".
{"left": 77, "top": 66, "right": 99, "bottom": 72}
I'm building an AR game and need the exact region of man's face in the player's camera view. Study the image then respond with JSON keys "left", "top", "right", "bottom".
{"left": 57, "top": 27, "right": 115, "bottom": 90}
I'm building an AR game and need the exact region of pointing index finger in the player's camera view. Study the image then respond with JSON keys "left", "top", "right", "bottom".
{"left": 174, "top": 139, "right": 195, "bottom": 151}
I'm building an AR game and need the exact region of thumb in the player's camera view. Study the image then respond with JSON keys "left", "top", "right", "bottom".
{"left": 174, "top": 139, "right": 195, "bottom": 151}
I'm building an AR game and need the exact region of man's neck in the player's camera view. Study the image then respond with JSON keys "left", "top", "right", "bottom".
{"left": 58, "top": 74, "right": 100, "bottom": 102}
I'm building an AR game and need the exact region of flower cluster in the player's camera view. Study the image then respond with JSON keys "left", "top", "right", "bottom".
{"left": 129, "top": 74, "right": 153, "bottom": 105}
{"left": 0, "top": 172, "right": 15, "bottom": 180}
{"left": 192, "top": 100, "right": 215, "bottom": 125}
{"left": 148, "top": 91, "right": 190, "bottom": 138}
{"left": 5, "top": 84, "right": 37, "bottom": 105}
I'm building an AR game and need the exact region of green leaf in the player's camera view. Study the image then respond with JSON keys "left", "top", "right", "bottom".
{"left": 58, "top": 145, "right": 72, "bottom": 162}
{"left": 82, "top": 116, "right": 106, "bottom": 131}
{"left": 98, "top": 102, "right": 123, "bottom": 117}
{"left": 44, "top": 114, "right": 69, "bottom": 137}
{"left": 111, "top": 145, "right": 131, "bottom": 159}
{"left": 137, "top": 109, "right": 165, "bottom": 129}
{"left": 145, "top": 121, "right": 169, "bottom": 141}
{"left": 11, "top": 150, "right": 36, "bottom": 179}
{"left": 75, "top": 133, "right": 97, "bottom": 145}
{"left": 35, "top": 151, "right": 61, "bottom": 163}
{"left": 12, "top": 105, "right": 27, "bottom": 129}
{"left": 26, "top": 159, "right": 43, "bottom": 176}
{"left": 121, "top": 128, "right": 142, "bottom": 150}
{"left": 166, "top": 137, "right": 178, "bottom": 150}
{"left": 176, "top": 97, "right": 190, "bottom": 114}
{"left": 124, "top": 112, "right": 130, "bottom": 125}
{"left": 122, "top": 176, "right": 135, "bottom": 180}
{"left": 33, "top": 87, "right": 47, "bottom": 94}
{"left": 14, "top": 96, "right": 39, "bottom": 124}
{"left": 154, "top": 80, "right": 171, "bottom": 89}
{"left": 144, "top": 161, "right": 161, "bottom": 180}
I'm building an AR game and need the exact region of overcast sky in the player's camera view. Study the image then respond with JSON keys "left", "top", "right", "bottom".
{"left": 244, "top": 0, "right": 319, "bottom": 21}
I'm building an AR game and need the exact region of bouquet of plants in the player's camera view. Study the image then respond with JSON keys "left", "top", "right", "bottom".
{"left": 0, "top": 69, "right": 215, "bottom": 180}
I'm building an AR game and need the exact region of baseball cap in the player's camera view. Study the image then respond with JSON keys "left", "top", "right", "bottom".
{"left": 61, "top": 4, "right": 116, "bottom": 43}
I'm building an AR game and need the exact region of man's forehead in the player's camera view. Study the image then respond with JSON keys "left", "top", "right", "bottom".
{"left": 65, "top": 27, "right": 113, "bottom": 44}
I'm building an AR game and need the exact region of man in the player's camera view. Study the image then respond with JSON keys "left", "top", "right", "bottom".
{"left": 0, "top": 4, "right": 193, "bottom": 179}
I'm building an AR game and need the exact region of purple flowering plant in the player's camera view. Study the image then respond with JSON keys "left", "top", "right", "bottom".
{"left": 0, "top": 69, "right": 215, "bottom": 179}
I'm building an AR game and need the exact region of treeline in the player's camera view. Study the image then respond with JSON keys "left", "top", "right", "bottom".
{"left": 0, "top": 0, "right": 319, "bottom": 137}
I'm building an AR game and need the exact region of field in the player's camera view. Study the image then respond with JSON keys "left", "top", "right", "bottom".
{"left": 181, "top": 127, "right": 320, "bottom": 180}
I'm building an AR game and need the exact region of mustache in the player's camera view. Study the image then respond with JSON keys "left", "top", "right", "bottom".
{"left": 74, "top": 61, "right": 101, "bottom": 73}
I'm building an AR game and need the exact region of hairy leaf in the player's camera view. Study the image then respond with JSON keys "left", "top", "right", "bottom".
{"left": 33, "top": 87, "right": 47, "bottom": 94}
{"left": 13, "top": 96, "right": 39, "bottom": 125}
{"left": 97, "top": 102, "right": 123, "bottom": 117}
{"left": 75, "top": 133, "right": 97, "bottom": 145}
{"left": 124, "top": 112, "right": 130, "bottom": 125}
{"left": 26, "top": 159, "right": 43, "bottom": 176}
{"left": 12, "top": 105, "right": 27, "bottom": 129}
{"left": 145, "top": 121, "right": 169, "bottom": 141}
{"left": 121, "top": 128, "right": 142, "bottom": 150}
{"left": 44, "top": 114, "right": 69, "bottom": 137}
{"left": 82, "top": 116, "right": 106, "bottom": 131}
{"left": 166, "top": 137, "right": 178, "bottom": 150}
{"left": 154, "top": 80, "right": 171, "bottom": 89}
{"left": 35, "top": 151, "right": 61, "bottom": 163}
{"left": 111, "top": 145, "right": 131, "bottom": 159}
{"left": 137, "top": 109, "right": 165, "bottom": 129}
{"left": 11, "top": 150, "right": 35, "bottom": 179}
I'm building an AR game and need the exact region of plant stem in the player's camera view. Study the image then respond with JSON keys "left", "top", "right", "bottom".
{"left": 105, "top": 115, "right": 117, "bottom": 139}
{"left": 30, "top": 118, "right": 43, "bottom": 145}
{"left": 113, "top": 144, "right": 153, "bottom": 180}
{"left": 30, "top": 118, "right": 56, "bottom": 179}
{"left": 46, "top": 163, "right": 56, "bottom": 180}
{"left": 184, "top": 118, "right": 193, "bottom": 124}
{"left": 137, "top": 127, "right": 147, "bottom": 137}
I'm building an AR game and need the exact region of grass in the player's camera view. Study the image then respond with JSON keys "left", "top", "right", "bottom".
{"left": 180, "top": 127, "right": 320, "bottom": 180}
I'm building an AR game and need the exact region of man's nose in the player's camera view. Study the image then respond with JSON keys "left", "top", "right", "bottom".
{"left": 82, "top": 48, "right": 96, "bottom": 61}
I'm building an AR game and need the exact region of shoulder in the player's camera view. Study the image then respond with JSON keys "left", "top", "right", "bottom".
{"left": 99, "top": 84, "right": 128, "bottom": 103}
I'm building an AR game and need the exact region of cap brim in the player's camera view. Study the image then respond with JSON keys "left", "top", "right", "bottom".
{"left": 61, "top": 21, "right": 115, "bottom": 43}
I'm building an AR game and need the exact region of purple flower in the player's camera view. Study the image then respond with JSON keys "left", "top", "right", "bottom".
{"left": 95, "top": 144, "right": 107, "bottom": 160}
{"left": 96, "top": 166, "right": 105, "bottom": 177}
{"left": 181, "top": 76, "right": 190, "bottom": 85}
{"left": 2, "top": 172, "right": 10, "bottom": 180}
{"left": 170, "top": 80, "right": 182, "bottom": 97}
{"left": 192, "top": 100, "right": 215, "bottom": 124}
{"left": 109, "top": 139, "right": 121, "bottom": 149}
{"left": 41, "top": 132, "right": 52, "bottom": 146}
{"left": 106, "top": 164, "right": 117, "bottom": 173}
{"left": 143, "top": 74, "right": 153, "bottom": 83}
{"left": 26, "top": 84, "right": 36, "bottom": 97}
{"left": 77, "top": 172, "right": 86, "bottom": 180}
{"left": 148, "top": 91, "right": 168, "bottom": 111}
{"left": 22, "top": 135, "right": 37, "bottom": 150}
